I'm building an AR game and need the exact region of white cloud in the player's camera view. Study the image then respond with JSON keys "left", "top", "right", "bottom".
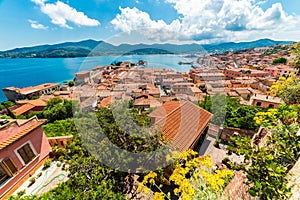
{"left": 31, "top": 0, "right": 46, "bottom": 6}
{"left": 111, "top": 7, "right": 182, "bottom": 42}
{"left": 28, "top": 19, "right": 48, "bottom": 30}
{"left": 31, "top": 0, "right": 100, "bottom": 29}
{"left": 111, "top": 0, "right": 300, "bottom": 43}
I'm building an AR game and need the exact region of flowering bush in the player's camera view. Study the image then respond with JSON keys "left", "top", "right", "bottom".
{"left": 270, "top": 74, "right": 300, "bottom": 105}
{"left": 138, "top": 149, "right": 234, "bottom": 200}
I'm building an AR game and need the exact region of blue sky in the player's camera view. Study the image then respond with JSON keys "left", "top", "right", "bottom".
{"left": 0, "top": 0, "right": 299, "bottom": 50}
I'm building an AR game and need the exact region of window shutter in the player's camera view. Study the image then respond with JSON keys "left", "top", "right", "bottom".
{"left": 3, "top": 158, "right": 18, "bottom": 175}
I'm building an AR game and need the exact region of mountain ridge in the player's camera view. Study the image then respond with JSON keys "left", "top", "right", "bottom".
{"left": 0, "top": 38, "right": 293, "bottom": 58}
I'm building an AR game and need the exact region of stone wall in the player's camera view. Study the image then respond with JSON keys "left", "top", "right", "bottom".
{"left": 219, "top": 127, "right": 255, "bottom": 143}
{"left": 223, "top": 171, "right": 256, "bottom": 200}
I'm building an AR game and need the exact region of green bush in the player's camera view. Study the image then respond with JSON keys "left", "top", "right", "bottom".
{"left": 43, "top": 160, "right": 52, "bottom": 170}
{"left": 272, "top": 57, "right": 287, "bottom": 64}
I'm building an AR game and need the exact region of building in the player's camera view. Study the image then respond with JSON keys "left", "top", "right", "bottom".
{"left": 171, "top": 83, "right": 202, "bottom": 100}
{"left": 149, "top": 101, "right": 213, "bottom": 152}
{"left": 263, "top": 65, "right": 297, "bottom": 78}
{"left": 133, "top": 98, "right": 162, "bottom": 111}
{"left": 249, "top": 94, "right": 282, "bottom": 108}
{"left": 11, "top": 99, "right": 47, "bottom": 116}
{"left": 0, "top": 117, "right": 51, "bottom": 199}
{"left": 2, "top": 83, "right": 60, "bottom": 102}
{"left": 75, "top": 71, "right": 91, "bottom": 84}
{"left": 224, "top": 68, "right": 268, "bottom": 80}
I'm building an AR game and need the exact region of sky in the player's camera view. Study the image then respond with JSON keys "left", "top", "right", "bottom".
{"left": 0, "top": 0, "right": 300, "bottom": 50}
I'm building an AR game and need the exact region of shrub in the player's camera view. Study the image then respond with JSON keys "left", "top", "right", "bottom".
{"left": 272, "top": 57, "right": 287, "bottom": 64}
{"left": 16, "top": 190, "right": 25, "bottom": 197}
{"left": 43, "top": 160, "right": 52, "bottom": 170}
{"left": 37, "top": 172, "right": 42, "bottom": 178}
{"left": 28, "top": 177, "right": 36, "bottom": 187}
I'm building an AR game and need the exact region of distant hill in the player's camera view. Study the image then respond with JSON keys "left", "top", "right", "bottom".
{"left": 0, "top": 38, "right": 293, "bottom": 58}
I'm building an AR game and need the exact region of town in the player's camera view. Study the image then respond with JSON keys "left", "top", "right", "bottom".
{"left": 0, "top": 43, "right": 299, "bottom": 200}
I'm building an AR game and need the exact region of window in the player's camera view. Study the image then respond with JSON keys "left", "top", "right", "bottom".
{"left": 0, "top": 165, "right": 9, "bottom": 185}
{"left": 2, "top": 158, "right": 18, "bottom": 175}
{"left": 0, "top": 158, "right": 18, "bottom": 184}
{"left": 269, "top": 104, "right": 274, "bottom": 108}
{"left": 17, "top": 143, "right": 36, "bottom": 165}
{"left": 256, "top": 102, "right": 262, "bottom": 107}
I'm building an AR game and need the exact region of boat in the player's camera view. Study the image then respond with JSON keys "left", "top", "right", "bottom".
{"left": 178, "top": 61, "right": 192, "bottom": 65}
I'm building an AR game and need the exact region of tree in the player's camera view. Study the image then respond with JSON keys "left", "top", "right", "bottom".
{"left": 43, "top": 103, "right": 67, "bottom": 122}
{"left": 272, "top": 57, "right": 287, "bottom": 64}
{"left": 42, "top": 119, "right": 76, "bottom": 137}
{"left": 9, "top": 114, "right": 134, "bottom": 200}
{"left": 224, "top": 105, "right": 262, "bottom": 130}
{"left": 198, "top": 95, "right": 212, "bottom": 112}
{"left": 68, "top": 80, "right": 75, "bottom": 87}
{"left": 228, "top": 104, "right": 300, "bottom": 199}
{"left": 270, "top": 74, "right": 300, "bottom": 105}
{"left": 198, "top": 94, "right": 262, "bottom": 130}
{"left": 42, "top": 98, "right": 77, "bottom": 122}
{"left": 138, "top": 150, "right": 234, "bottom": 200}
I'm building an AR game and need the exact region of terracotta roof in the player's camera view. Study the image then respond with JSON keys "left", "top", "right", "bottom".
{"left": 98, "top": 96, "right": 113, "bottom": 108}
{"left": 16, "top": 99, "right": 47, "bottom": 107}
{"left": 3, "top": 83, "right": 59, "bottom": 95}
{"left": 250, "top": 94, "right": 282, "bottom": 104}
{"left": 0, "top": 119, "right": 46, "bottom": 150}
{"left": 12, "top": 104, "right": 35, "bottom": 116}
{"left": 34, "top": 83, "right": 59, "bottom": 90}
{"left": 133, "top": 98, "right": 162, "bottom": 108}
{"left": 190, "top": 87, "right": 201, "bottom": 93}
{"left": 76, "top": 71, "right": 90, "bottom": 75}
{"left": 149, "top": 101, "right": 180, "bottom": 119}
{"left": 152, "top": 101, "right": 213, "bottom": 152}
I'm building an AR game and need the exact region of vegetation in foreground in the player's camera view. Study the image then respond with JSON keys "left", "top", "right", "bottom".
{"left": 227, "top": 74, "right": 300, "bottom": 200}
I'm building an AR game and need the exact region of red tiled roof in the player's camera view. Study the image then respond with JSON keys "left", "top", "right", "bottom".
{"left": 152, "top": 101, "right": 213, "bottom": 152}
{"left": 149, "top": 101, "right": 180, "bottom": 119}
{"left": 133, "top": 98, "right": 162, "bottom": 108}
{"left": 16, "top": 99, "right": 47, "bottom": 107}
{"left": 12, "top": 104, "right": 35, "bottom": 116}
{"left": 0, "top": 119, "right": 46, "bottom": 150}
{"left": 98, "top": 96, "right": 113, "bottom": 108}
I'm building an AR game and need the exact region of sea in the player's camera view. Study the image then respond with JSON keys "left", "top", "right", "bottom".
{"left": 0, "top": 54, "right": 195, "bottom": 102}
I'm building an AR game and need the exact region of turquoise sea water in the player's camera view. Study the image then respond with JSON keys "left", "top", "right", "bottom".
{"left": 0, "top": 54, "right": 194, "bottom": 102}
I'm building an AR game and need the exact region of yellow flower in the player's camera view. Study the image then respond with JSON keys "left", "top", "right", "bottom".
{"left": 153, "top": 192, "right": 164, "bottom": 200}
{"left": 137, "top": 183, "right": 143, "bottom": 192}
{"left": 182, "top": 193, "right": 191, "bottom": 200}
{"left": 143, "top": 187, "right": 149, "bottom": 194}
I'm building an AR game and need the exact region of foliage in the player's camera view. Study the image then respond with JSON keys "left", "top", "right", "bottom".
{"left": 0, "top": 114, "right": 12, "bottom": 119}
{"left": 0, "top": 101, "right": 16, "bottom": 118}
{"left": 138, "top": 150, "right": 234, "bottom": 200}
{"left": 293, "top": 42, "right": 300, "bottom": 54}
{"left": 272, "top": 57, "right": 287, "bottom": 64}
{"left": 43, "top": 160, "right": 52, "bottom": 169}
{"left": 43, "top": 98, "right": 77, "bottom": 122}
{"left": 198, "top": 95, "right": 212, "bottom": 112}
{"left": 0, "top": 104, "right": 5, "bottom": 111}
{"left": 270, "top": 74, "right": 300, "bottom": 105}
{"left": 30, "top": 95, "right": 40, "bottom": 100}
{"left": 198, "top": 94, "right": 263, "bottom": 130}
{"left": 42, "top": 119, "right": 76, "bottom": 137}
{"left": 1, "top": 100, "right": 15, "bottom": 108}
{"left": 264, "top": 49, "right": 279, "bottom": 55}
{"left": 228, "top": 104, "right": 300, "bottom": 199}
{"left": 225, "top": 105, "right": 263, "bottom": 130}
{"left": 94, "top": 106, "right": 161, "bottom": 153}
{"left": 29, "top": 177, "right": 36, "bottom": 184}
{"left": 10, "top": 118, "right": 129, "bottom": 199}
{"left": 129, "top": 107, "right": 150, "bottom": 127}
{"left": 67, "top": 80, "right": 75, "bottom": 87}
